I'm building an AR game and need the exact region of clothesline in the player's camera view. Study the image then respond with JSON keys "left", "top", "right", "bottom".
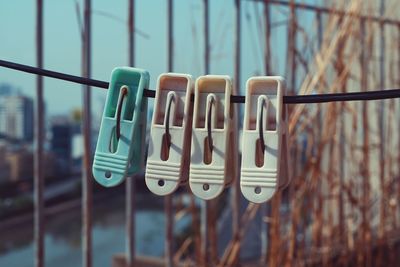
{"left": 1, "top": 59, "right": 400, "bottom": 104}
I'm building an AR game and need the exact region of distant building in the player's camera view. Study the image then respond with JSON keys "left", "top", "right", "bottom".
{"left": 0, "top": 144, "right": 11, "bottom": 184}
{"left": 51, "top": 116, "right": 73, "bottom": 176}
{"left": 0, "top": 95, "right": 34, "bottom": 141}
{"left": 4, "top": 145, "right": 54, "bottom": 182}
{"left": 6, "top": 148, "right": 34, "bottom": 182}
{"left": 71, "top": 133, "right": 83, "bottom": 173}
{"left": 51, "top": 123, "right": 72, "bottom": 158}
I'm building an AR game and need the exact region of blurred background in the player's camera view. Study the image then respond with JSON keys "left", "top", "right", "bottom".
{"left": 0, "top": 0, "right": 399, "bottom": 266}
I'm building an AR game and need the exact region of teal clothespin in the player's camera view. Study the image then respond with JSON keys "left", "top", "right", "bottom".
{"left": 93, "top": 67, "right": 149, "bottom": 187}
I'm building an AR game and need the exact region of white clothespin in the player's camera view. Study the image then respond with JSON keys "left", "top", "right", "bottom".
{"left": 145, "top": 73, "right": 194, "bottom": 195}
{"left": 190, "top": 75, "right": 238, "bottom": 200}
{"left": 240, "top": 76, "right": 291, "bottom": 203}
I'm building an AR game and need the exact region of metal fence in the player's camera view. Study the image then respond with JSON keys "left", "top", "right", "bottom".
{"left": 30, "top": 0, "right": 400, "bottom": 267}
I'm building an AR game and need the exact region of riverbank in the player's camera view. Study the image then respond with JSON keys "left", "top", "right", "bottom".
{"left": 0, "top": 192, "right": 190, "bottom": 267}
{"left": 0, "top": 174, "right": 159, "bottom": 227}
{"left": 0, "top": 187, "right": 164, "bottom": 231}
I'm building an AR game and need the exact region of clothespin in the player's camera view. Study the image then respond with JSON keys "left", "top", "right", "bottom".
{"left": 145, "top": 73, "right": 194, "bottom": 195}
{"left": 189, "top": 75, "right": 238, "bottom": 200}
{"left": 93, "top": 67, "right": 149, "bottom": 187}
{"left": 240, "top": 76, "right": 291, "bottom": 203}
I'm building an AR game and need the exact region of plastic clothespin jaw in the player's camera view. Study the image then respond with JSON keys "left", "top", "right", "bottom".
{"left": 240, "top": 76, "right": 291, "bottom": 203}
{"left": 189, "top": 75, "right": 238, "bottom": 200}
{"left": 93, "top": 67, "right": 149, "bottom": 187}
{"left": 145, "top": 73, "right": 194, "bottom": 195}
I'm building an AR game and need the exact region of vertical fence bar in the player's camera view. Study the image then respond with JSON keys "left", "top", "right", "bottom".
{"left": 288, "top": 0, "right": 296, "bottom": 94}
{"left": 82, "top": 0, "right": 93, "bottom": 266}
{"left": 378, "top": 0, "right": 386, "bottom": 241}
{"left": 167, "top": 0, "right": 174, "bottom": 72}
{"left": 316, "top": 10, "right": 322, "bottom": 141}
{"left": 336, "top": 14, "right": 346, "bottom": 250}
{"left": 126, "top": 1, "right": 136, "bottom": 266}
{"left": 264, "top": 0, "right": 271, "bottom": 76}
{"left": 203, "top": 0, "right": 210, "bottom": 251}
{"left": 204, "top": 0, "right": 209, "bottom": 75}
{"left": 34, "top": 1, "right": 44, "bottom": 267}
{"left": 165, "top": 196, "right": 173, "bottom": 267}
{"left": 262, "top": 0, "right": 271, "bottom": 264}
{"left": 316, "top": 11, "right": 322, "bottom": 52}
{"left": 359, "top": 18, "right": 371, "bottom": 267}
{"left": 125, "top": 162, "right": 136, "bottom": 267}
{"left": 397, "top": 25, "right": 400, "bottom": 226}
{"left": 231, "top": 0, "right": 241, "bottom": 265}
{"left": 314, "top": 15, "right": 324, "bottom": 245}
{"left": 165, "top": 1, "right": 174, "bottom": 267}
{"left": 202, "top": 1, "right": 210, "bottom": 265}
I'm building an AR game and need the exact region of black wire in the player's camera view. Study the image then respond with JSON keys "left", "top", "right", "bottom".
{"left": 283, "top": 90, "right": 400, "bottom": 104}
{"left": 0, "top": 59, "right": 156, "bottom": 98}
{"left": 1, "top": 59, "right": 400, "bottom": 104}
{"left": 0, "top": 59, "right": 109, "bottom": 89}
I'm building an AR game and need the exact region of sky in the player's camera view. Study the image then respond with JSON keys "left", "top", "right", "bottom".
{"left": 0, "top": 0, "right": 315, "bottom": 118}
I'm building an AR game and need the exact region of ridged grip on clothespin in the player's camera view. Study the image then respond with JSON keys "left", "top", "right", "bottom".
{"left": 93, "top": 67, "right": 149, "bottom": 187}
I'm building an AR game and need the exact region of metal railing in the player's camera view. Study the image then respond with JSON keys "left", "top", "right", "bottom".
{"left": 27, "top": 0, "right": 400, "bottom": 266}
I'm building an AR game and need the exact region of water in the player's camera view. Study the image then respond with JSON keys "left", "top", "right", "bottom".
{"left": 0, "top": 194, "right": 189, "bottom": 267}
